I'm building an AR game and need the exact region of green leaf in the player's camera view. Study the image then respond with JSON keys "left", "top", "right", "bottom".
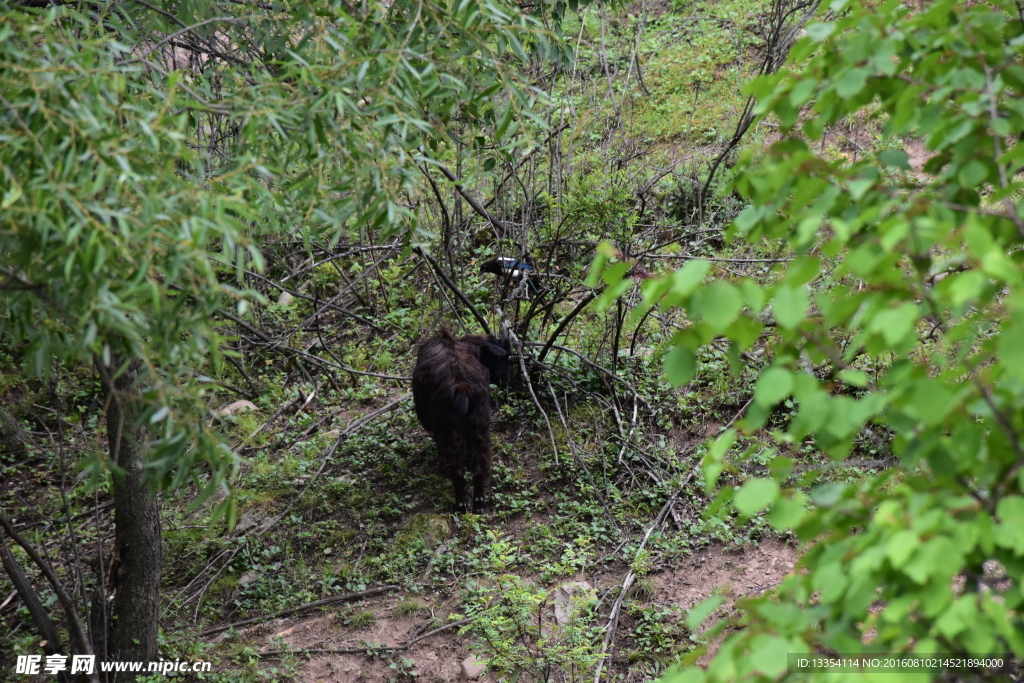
{"left": 686, "top": 595, "right": 725, "bottom": 631}
{"left": 838, "top": 369, "right": 868, "bottom": 387}
{"left": 810, "top": 483, "right": 846, "bottom": 507}
{"left": 768, "top": 493, "right": 807, "bottom": 530}
{"left": 655, "top": 667, "right": 705, "bottom": 683}
{"left": 585, "top": 251, "right": 610, "bottom": 288}
{"left": 663, "top": 345, "right": 696, "bottom": 387}
{"left": 804, "top": 22, "right": 835, "bottom": 42}
{"left": 835, "top": 68, "right": 868, "bottom": 98}
{"left": 868, "top": 303, "right": 918, "bottom": 347}
{"left": 691, "top": 281, "right": 742, "bottom": 332}
{"left": 958, "top": 160, "right": 988, "bottom": 188}
{"left": 981, "top": 249, "right": 1021, "bottom": 286}
{"left": 772, "top": 285, "right": 808, "bottom": 329}
{"left": 734, "top": 205, "right": 765, "bottom": 233}
{"left": 784, "top": 256, "right": 822, "bottom": 287}
{"left": 601, "top": 261, "right": 630, "bottom": 287}
{"left": 995, "top": 496, "right": 1024, "bottom": 554}
{"left": 788, "top": 78, "right": 818, "bottom": 107}
{"left": 903, "top": 536, "right": 961, "bottom": 584}
{"left": 934, "top": 597, "right": 975, "bottom": 639}
{"left": 744, "top": 635, "right": 791, "bottom": 677}
{"left": 813, "top": 562, "right": 848, "bottom": 603}
{"left": 734, "top": 478, "right": 779, "bottom": 516}
{"left": 996, "top": 496, "right": 1024, "bottom": 523}
{"left": 754, "top": 366, "right": 793, "bottom": 408}
{"left": 886, "top": 530, "right": 920, "bottom": 569}
{"left": 495, "top": 101, "right": 515, "bottom": 139}
{"left": 670, "top": 259, "right": 712, "bottom": 299}
{"left": 703, "top": 429, "right": 737, "bottom": 492}
{"left": 593, "top": 277, "right": 633, "bottom": 312}
{"left": 878, "top": 149, "right": 911, "bottom": 170}
{"left": 848, "top": 178, "right": 874, "bottom": 201}
{"left": 1, "top": 173, "right": 22, "bottom": 208}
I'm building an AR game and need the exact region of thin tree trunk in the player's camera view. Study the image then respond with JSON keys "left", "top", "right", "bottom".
{"left": 102, "top": 357, "right": 161, "bottom": 680}
{"left": 0, "top": 534, "right": 72, "bottom": 683}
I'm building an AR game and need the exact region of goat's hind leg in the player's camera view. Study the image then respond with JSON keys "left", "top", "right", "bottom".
{"left": 441, "top": 463, "right": 469, "bottom": 513}
{"left": 471, "top": 449, "right": 492, "bottom": 513}
{"left": 470, "top": 468, "right": 489, "bottom": 514}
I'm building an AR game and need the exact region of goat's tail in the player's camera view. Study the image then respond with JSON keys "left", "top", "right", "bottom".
{"left": 452, "top": 382, "right": 472, "bottom": 416}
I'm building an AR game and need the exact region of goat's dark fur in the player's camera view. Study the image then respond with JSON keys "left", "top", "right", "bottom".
{"left": 412, "top": 327, "right": 509, "bottom": 513}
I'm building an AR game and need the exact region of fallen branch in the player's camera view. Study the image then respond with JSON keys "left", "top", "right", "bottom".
{"left": 216, "top": 306, "right": 408, "bottom": 382}
{"left": 200, "top": 585, "right": 400, "bottom": 637}
{"left": 547, "top": 380, "right": 622, "bottom": 534}
{"left": 257, "top": 617, "right": 472, "bottom": 657}
{"left": 646, "top": 254, "right": 793, "bottom": 263}
{"left": 506, "top": 325, "right": 558, "bottom": 466}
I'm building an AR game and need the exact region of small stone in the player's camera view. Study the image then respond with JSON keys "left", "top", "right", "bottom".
{"left": 277, "top": 291, "right": 294, "bottom": 306}
{"left": 461, "top": 655, "right": 486, "bottom": 679}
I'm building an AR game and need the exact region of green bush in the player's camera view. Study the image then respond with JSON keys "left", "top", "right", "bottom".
{"left": 590, "top": 0, "right": 1024, "bottom": 679}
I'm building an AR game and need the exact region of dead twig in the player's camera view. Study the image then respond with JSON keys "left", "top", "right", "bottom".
{"left": 536, "top": 291, "right": 599, "bottom": 363}
{"left": 505, "top": 325, "right": 559, "bottom": 466}
{"left": 0, "top": 510, "right": 95, "bottom": 667}
{"left": 592, "top": 469, "right": 697, "bottom": 683}
{"left": 525, "top": 341, "right": 651, "bottom": 411}
{"left": 178, "top": 394, "right": 412, "bottom": 616}
{"left": 414, "top": 247, "right": 491, "bottom": 335}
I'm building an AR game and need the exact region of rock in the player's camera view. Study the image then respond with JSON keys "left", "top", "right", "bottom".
{"left": 0, "top": 404, "right": 32, "bottom": 456}
{"left": 461, "top": 655, "right": 486, "bottom": 679}
{"left": 234, "top": 507, "right": 273, "bottom": 534}
{"left": 216, "top": 400, "right": 257, "bottom": 417}
{"left": 553, "top": 581, "right": 596, "bottom": 625}
{"left": 277, "top": 291, "right": 294, "bottom": 306}
{"left": 238, "top": 570, "right": 262, "bottom": 586}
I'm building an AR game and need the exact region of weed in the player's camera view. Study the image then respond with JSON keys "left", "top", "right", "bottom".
{"left": 394, "top": 598, "right": 426, "bottom": 618}
{"left": 346, "top": 610, "right": 378, "bottom": 629}
{"left": 461, "top": 574, "right": 603, "bottom": 682}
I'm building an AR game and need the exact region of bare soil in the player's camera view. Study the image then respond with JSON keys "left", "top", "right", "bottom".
{"left": 230, "top": 538, "right": 799, "bottom": 682}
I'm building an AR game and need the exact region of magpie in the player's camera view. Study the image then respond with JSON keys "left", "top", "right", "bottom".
{"left": 480, "top": 257, "right": 540, "bottom": 294}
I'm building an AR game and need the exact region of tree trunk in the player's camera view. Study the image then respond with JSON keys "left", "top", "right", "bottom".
{"left": 102, "top": 357, "right": 161, "bottom": 680}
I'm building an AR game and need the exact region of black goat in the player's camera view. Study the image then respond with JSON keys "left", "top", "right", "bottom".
{"left": 411, "top": 327, "right": 509, "bottom": 513}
